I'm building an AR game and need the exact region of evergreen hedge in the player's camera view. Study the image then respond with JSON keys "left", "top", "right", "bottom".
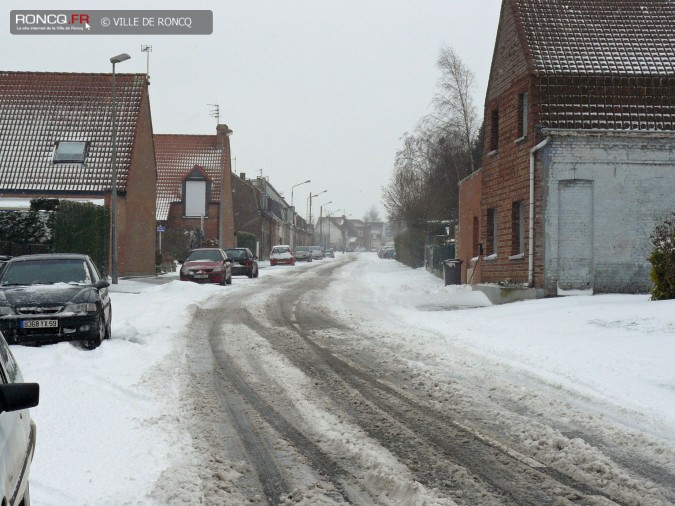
{"left": 52, "top": 201, "right": 109, "bottom": 277}
{"left": 648, "top": 212, "right": 675, "bottom": 300}
{"left": 236, "top": 231, "right": 258, "bottom": 253}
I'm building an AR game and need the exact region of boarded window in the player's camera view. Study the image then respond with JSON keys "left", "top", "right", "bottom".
{"left": 185, "top": 180, "right": 206, "bottom": 217}
{"left": 518, "top": 92, "right": 529, "bottom": 138}
{"left": 511, "top": 201, "right": 525, "bottom": 255}
{"left": 490, "top": 110, "right": 499, "bottom": 151}
{"left": 487, "top": 207, "right": 498, "bottom": 255}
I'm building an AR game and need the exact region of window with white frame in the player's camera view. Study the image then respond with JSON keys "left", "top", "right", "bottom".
{"left": 185, "top": 180, "right": 207, "bottom": 217}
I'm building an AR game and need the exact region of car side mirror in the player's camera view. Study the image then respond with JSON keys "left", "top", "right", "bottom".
{"left": 0, "top": 383, "right": 40, "bottom": 414}
{"left": 95, "top": 280, "right": 110, "bottom": 289}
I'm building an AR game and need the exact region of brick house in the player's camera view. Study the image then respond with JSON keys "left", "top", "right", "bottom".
{"left": 154, "top": 125, "right": 235, "bottom": 251}
{"left": 231, "top": 172, "right": 272, "bottom": 259}
{"left": 458, "top": 0, "right": 675, "bottom": 296}
{"left": 250, "top": 177, "right": 293, "bottom": 255}
{"left": 0, "top": 71, "right": 157, "bottom": 276}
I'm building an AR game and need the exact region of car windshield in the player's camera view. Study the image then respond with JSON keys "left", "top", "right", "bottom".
{"left": 295, "top": 246, "right": 309, "bottom": 252}
{"left": 0, "top": 259, "right": 92, "bottom": 286}
{"left": 187, "top": 250, "right": 222, "bottom": 262}
{"left": 272, "top": 247, "right": 289, "bottom": 254}
{"left": 224, "top": 249, "right": 246, "bottom": 258}
{"left": 309, "top": 247, "right": 321, "bottom": 251}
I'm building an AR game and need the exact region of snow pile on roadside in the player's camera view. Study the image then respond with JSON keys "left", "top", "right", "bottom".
{"left": 11, "top": 277, "right": 228, "bottom": 505}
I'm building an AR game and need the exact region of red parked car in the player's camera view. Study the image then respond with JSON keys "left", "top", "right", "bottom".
{"left": 180, "top": 248, "right": 232, "bottom": 285}
{"left": 269, "top": 245, "right": 296, "bottom": 266}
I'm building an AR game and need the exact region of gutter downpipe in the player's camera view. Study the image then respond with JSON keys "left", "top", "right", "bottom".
{"left": 528, "top": 136, "right": 550, "bottom": 286}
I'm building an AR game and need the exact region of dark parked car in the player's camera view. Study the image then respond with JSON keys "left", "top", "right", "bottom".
{"left": 324, "top": 248, "right": 335, "bottom": 258}
{"left": 0, "top": 254, "right": 112, "bottom": 350}
{"left": 0, "top": 331, "right": 39, "bottom": 506}
{"left": 223, "top": 248, "right": 259, "bottom": 278}
{"left": 294, "top": 246, "right": 313, "bottom": 262}
{"left": 0, "top": 256, "right": 11, "bottom": 276}
{"left": 180, "top": 248, "right": 232, "bottom": 285}
{"left": 309, "top": 246, "right": 325, "bottom": 260}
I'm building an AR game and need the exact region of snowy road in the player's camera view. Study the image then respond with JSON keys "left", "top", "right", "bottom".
{"left": 150, "top": 255, "right": 675, "bottom": 505}
{"left": 14, "top": 253, "right": 674, "bottom": 505}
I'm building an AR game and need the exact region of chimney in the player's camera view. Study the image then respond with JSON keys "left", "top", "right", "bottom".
{"left": 240, "top": 173, "right": 246, "bottom": 180}
{"left": 216, "top": 123, "right": 233, "bottom": 147}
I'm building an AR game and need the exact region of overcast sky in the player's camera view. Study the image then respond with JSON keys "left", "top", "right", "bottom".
{"left": 2, "top": 0, "right": 502, "bottom": 222}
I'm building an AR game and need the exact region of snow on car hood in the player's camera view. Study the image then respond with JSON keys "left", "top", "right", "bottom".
{"left": 0, "top": 283, "right": 98, "bottom": 307}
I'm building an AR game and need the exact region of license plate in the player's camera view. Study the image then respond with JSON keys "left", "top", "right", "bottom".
{"left": 21, "top": 319, "right": 58, "bottom": 329}
{"left": 194, "top": 274, "right": 209, "bottom": 279}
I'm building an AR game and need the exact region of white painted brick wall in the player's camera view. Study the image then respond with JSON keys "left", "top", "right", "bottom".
{"left": 541, "top": 132, "right": 675, "bottom": 295}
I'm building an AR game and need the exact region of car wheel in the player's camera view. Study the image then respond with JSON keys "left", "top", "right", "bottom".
{"left": 84, "top": 315, "right": 105, "bottom": 350}
{"left": 247, "top": 268, "right": 253, "bottom": 278}
{"left": 105, "top": 312, "right": 112, "bottom": 340}
{"left": 253, "top": 266, "right": 259, "bottom": 278}
{"left": 226, "top": 272, "right": 232, "bottom": 285}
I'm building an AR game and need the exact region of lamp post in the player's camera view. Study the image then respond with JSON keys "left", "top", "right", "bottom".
{"left": 319, "top": 201, "right": 332, "bottom": 249}
{"left": 307, "top": 189, "right": 327, "bottom": 237}
{"left": 110, "top": 53, "right": 131, "bottom": 284}
{"left": 289, "top": 179, "right": 310, "bottom": 249}
{"left": 291, "top": 179, "right": 310, "bottom": 208}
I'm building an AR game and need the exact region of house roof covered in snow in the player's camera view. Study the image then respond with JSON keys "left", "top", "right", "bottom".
{"left": 513, "top": 0, "right": 675, "bottom": 76}
{"left": 154, "top": 132, "right": 227, "bottom": 221}
{"left": 0, "top": 71, "right": 147, "bottom": 194}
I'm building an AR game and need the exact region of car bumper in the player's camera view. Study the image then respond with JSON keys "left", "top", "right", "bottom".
{"left": 180, "top": 273, "right": 226, "bottom": 284}
{"left": 0, "top": 312, "right": 102, "bottom": 345}
{"left": 231, "top": 265, "right": 251, "bottom": 275}
{"left": 295, "top": 256, "right": 311, "bottom": 262}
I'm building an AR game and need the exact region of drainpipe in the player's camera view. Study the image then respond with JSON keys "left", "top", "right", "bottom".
{"left": 528, "top": 137, "right": 550, "bottom": 286}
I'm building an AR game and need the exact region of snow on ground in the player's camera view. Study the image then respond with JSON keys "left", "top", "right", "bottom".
{"left": 8, "top": 253, "right": 675, "bottom": 504}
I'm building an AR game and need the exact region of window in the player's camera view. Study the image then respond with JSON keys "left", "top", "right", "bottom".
{"left": 486, "top": 207, "right": 498, "bottom": 255}
{"left": 511, "top": 201, "right": 525, "bottom": 255}
{"left": 53, "top": 141, "right": 88, "bottom": 163}
{"left": 185, "top": 180, "right": 207, "bottom": 217}
{"left": 490, "top": 110, "right": 499, "bottom": 151}
{"left": 518, "top": 92, "right": 529, "bottom": 138}
{"left": 472, "top": 216, "right": 480, "bottom": 257}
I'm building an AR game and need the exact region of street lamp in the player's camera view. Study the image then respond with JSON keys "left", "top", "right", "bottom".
{"left": 110, "top": 53, "right": 131, "bottom": 284}
{"left": 307, "top": 189, "right": 327, "bottom": 224}
{"left": 319, "top": 201, "right": 332, "bottom": 249}
{"left": 289, "top": 180, "right": 310, "bottom": 249}
{"left": 291, "top": 179, "right": 310, "bottom": 208}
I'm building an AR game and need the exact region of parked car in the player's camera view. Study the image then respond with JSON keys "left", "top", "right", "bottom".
{"left": 0, "top": 331, "right": 39, "bottom": 506}
{"left": 270, "top": 245, "right": 296, "bottom": 266}
{"left": 223, "top": 248, "right": 259, "bottom": 278}
{"left": 325, "top": 248, "right": 335, "bottom": 258}
{"left": 294, "top": 246, "right": 313, "bottom": 262}
{"left": 0, "top": 254, "right": 112, "bottom": 350}
{"left": 0, "top": 256, "right": 11, "bottom": 276}
{"left": 309, "top": 246, "right": 325, "bottom": 260}
{"left": 180, "top": 248, "right": 232, "bottom": 285}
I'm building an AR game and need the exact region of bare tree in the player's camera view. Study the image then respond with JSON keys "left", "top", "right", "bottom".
{"left": 434, "top": 46, "right": 479, "bottom": 172}
{"left": 363, "top": 206, "right": 381, "bottom": 223}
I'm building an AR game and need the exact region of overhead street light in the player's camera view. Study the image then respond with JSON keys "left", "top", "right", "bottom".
{"left": 110, "top": 52, "right": 131, "bottom": 284}
{"left": 291, "top": 179, "right": 310, "bottom": 208}
{"left": 307, "top": 189, "right": 327, "bottom": 225}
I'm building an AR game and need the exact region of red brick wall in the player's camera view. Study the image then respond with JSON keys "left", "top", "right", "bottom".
{"left": 480, "top": 0, "right": 542, "bottom": 285}
{"left": 217, "top": 126, "right": 236, "bottom": 248}
{"left": 120, "top": 82, "right": 157, "bottom": 276}
{"left": 167, "top": 202, "right": 220, "bottom": 241}
{"left": 458, "top": 169, "right": 482, "bottom": 284}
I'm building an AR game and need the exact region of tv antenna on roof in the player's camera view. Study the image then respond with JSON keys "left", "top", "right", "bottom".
{"left": 141, "top": 45, "right": 152, "bottom": 84}
{"left": 208, "top": 103, "right": 220, "bottom": 123}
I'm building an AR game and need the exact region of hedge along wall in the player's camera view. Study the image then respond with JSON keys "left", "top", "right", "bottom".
{"left": 236, "top": 231, "right": 257, "bottom": 252}
{"left": 52, "top": 201, "right": 109, "bottom": 277}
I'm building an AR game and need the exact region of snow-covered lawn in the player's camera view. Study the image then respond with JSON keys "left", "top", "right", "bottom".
{"left": 9, "top": 254, "right": 674, "bottom": 504}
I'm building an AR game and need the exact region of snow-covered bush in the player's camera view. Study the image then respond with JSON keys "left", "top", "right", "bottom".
{"left": 648, "top": 212, "right": 675, "bottom": 300}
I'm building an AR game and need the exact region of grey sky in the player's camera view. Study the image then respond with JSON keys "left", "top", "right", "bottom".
{"left": 2, "top": 0, "right": 502, "bottom": 222}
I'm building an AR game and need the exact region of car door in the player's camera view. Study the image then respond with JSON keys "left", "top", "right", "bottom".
{"left": 87, "top": 258, "right": 111, "bottom": 324}
{"left": 0, "top": 338, "right": 29, "bottom": 505}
